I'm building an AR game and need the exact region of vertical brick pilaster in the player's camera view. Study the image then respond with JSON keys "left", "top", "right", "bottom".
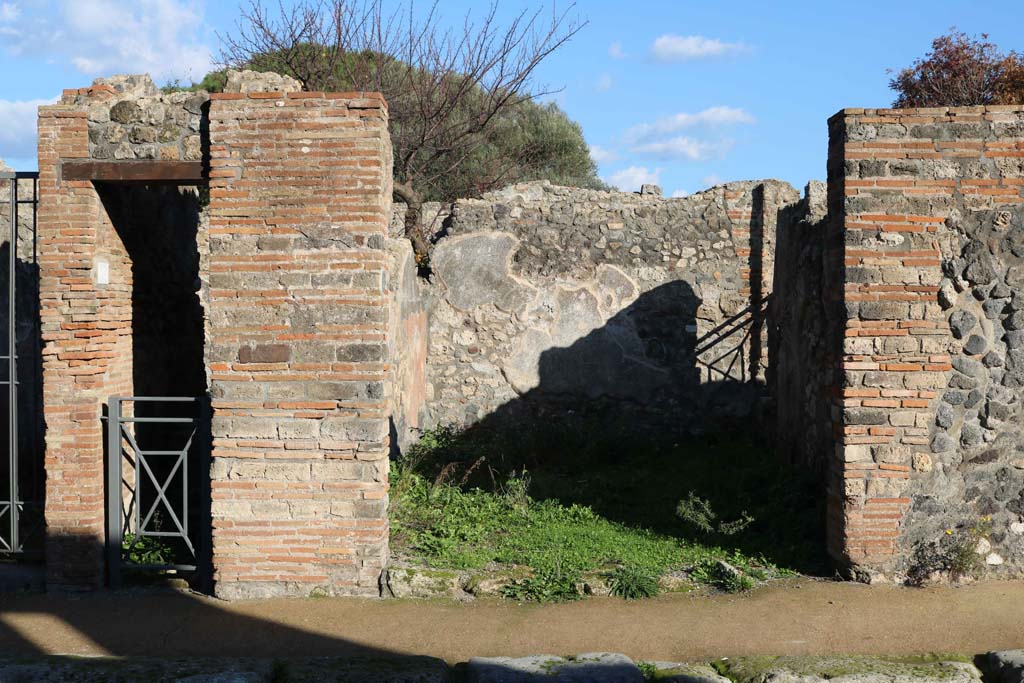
{"left": 207, "top": 91, "right": 393, "bottom": 598}
{"left": 37, "top": 106, "right": 134, "bottom": 589}
{"left": 829, "top": 105, "right": 1024, "bottom": 578}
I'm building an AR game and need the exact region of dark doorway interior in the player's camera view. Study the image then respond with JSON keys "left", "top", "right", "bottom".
{"left": 99, "top": 184, "right": 208, "bottom": 581}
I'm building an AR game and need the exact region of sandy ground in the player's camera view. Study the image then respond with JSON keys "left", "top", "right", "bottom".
{"left": 0, "top": 579, "right": 1023, "bottom": 664}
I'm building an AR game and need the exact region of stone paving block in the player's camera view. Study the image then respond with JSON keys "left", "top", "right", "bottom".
{"left": 466, "top": 652, "right": 643, "bottom": 682}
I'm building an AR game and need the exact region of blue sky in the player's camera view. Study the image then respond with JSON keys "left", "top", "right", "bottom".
{"left": 0, "top": 0, "right": 1021, "bottom": 196}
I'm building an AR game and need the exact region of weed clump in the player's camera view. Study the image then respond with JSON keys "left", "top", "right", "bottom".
{"left": 607, "top": 565, "right": 661, "bottom": 600}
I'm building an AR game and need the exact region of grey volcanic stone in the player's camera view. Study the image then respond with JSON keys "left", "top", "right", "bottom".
{"left": 964, "top": 334, "right": 988, "bottom": 356}
{"left": 961, "top": 423, "right": 984, "bottom": 448}
{"left": 952, "top": 355, "right": 986, "bottom": 379}
{"left": 949, "top": 310, "right": 978, "bottom": 339}
{"left": 984, "top": 351, "right": 1005, "bottom": 368}
{"left": 966, "top": 389, "right": 985, "bottom": 409}
{"left": 936, "top": 403, "right": 956, "bottom": 428}
{"left": 109, "top": 100, "right": 143, "bottom": 123}
{"left": 467, "top": 653, "right": 643, "bottom": 682}
{"left": 931, "top": 433, "right": 955, "bottom": 453}
{"left": 984, "top": 298, "right": 1009, "bottom": 319}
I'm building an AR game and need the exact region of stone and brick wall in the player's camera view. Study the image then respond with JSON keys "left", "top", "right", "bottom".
{"left": 401, "top": 180, "right": 799, "bottom": 442}
{"left": 829, "top": 105, "right": 1024, "bottom": 579}
{"left": 205, "top": 89, "right": 393, "bottom": 598}
{"left": 62, "top": 74, "right": 207, "bottom": 162}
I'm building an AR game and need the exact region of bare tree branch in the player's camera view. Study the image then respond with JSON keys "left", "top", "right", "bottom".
{"left": 219, "top": 0, "right": 587, "bottom": 270}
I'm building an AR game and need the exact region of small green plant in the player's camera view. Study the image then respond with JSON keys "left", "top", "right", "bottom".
{"left": 500, "top": 471, "right": 531, "bottom": 511}
{"left": 637, "top": 661, "right": 658, "bottom": 679}
{"left": 676, "top": 492, "right": 754, "bottom": 536}
{"left": 907, "top": 516, "right": 992, "bottom": 585}
{"left": 691, "top": 559, "right": 755, "bottom": 593}
{"left": 607, "top": 565, "right": 660, "bottom": 600}
{"left": 122, "top": 532, "right": 173, "bottom": 566}
{"left": 501, "top": 564, "right": 581, "bottom": 603}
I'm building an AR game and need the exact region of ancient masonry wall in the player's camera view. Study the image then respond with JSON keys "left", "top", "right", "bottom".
{"left": 206, "top": 89, "right": 393, "bottom": 598}
{"left": 37, "top": 104, "right": 135, "bottom": 589}
{"left": 830, "top": 105, "right": 1024, "bottom": 579}
{"left": 402, "top": 180, "right": 799, "bottom": 441}
{"left": 770, "top": 181, "right": 840, "bottom": 473}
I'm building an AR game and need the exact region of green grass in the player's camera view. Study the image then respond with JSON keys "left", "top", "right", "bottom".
{"left": 390, "top": 423, "right": 820, "bottom": 600}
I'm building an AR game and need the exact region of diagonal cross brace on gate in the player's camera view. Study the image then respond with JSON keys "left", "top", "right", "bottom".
{"left": 105, "top": 396, "right": 205, "bottom": 588}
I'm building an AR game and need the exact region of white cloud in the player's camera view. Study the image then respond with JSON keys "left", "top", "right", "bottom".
{"left": 605, "top": 166, "right": 661, "bottom": 192}
{"left": 701, "top": 174, "right": 724, "bottom": 187}
{"left": 623, "top": 106, "right": 754, "bottom": 144}
{"left": 588, "top": 144, "right": 618, "bottom": 164}
{"left": 0, "top": 96, "right": 58, "bottom": 163}
{"left": 650, "top": 34, "right": 748, "bottom": 62}
{"left": 0, "top": 3, "right": 19, "bottom": 22}
{"left": 3, "top": 0, "right": 213, "bottom": 83}
{"left": 630, "top": 137, "right": 737, "bottom": 162}
{"left": 608, "top": 41, "right": 625, "bottom": 59}
{"left": 671, "top": 189, "right": 688, "bottom": 198}
{"left": 594, "top": 73, "right": 613, "bottom": 92}
{"left": 632, "top": 136, "right": 732, "bottom": 161}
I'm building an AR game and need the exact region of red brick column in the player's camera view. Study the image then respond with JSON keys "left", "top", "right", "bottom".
{"left": 37, "top": 103, "right": 134, "bottom": 589}
{"left": 206, "top": 91, "right": 393, "bottom": 598}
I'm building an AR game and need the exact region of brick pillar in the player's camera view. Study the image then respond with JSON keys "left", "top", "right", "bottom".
{"left": 828, "top": 105, "right": 1024, "bottom": 578}
{"left": 207, "top": 91, "right": 393, "bottom": 598}
{"left": 38, "top": 103, "right": 134, "bottom": 589}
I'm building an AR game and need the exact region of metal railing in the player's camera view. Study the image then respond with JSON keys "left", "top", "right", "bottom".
{"left": 0, "top": 170, "right": 40, "bottom": 556}
{"left": 105, "top": 396, "right": 204, "bottom": 587}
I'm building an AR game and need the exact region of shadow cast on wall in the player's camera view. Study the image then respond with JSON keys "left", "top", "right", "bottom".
{"left": 405, "top": 280, "right": 827, "bottom": 574}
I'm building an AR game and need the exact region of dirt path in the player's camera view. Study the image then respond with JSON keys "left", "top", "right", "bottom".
{"left": 1, "top": 579, "right": 1023, "bottom": 663}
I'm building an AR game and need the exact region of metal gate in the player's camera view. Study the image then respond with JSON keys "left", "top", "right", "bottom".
{"left": 106, "top": 396, "right": 209, "bottom": 587}
{"left": 0, "top": 170, "right": 42, "bottom": 557}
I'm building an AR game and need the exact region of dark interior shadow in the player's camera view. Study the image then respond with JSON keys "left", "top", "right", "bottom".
{"left": 97, "top": 184, "right": 211, "bottom": 588}
{"left": 404, "top": 280, "right": 827, "bottom": 574}
{"left": 0, "top": 178, "right": 45, "bottom": 559}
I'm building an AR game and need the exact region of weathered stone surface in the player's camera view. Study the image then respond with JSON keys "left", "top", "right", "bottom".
{"left": 68, "top": 74, "right": 209, "bottom": 162}
{"left": 432, "top": 232, "right": 536, "bottom": 312}
{"left": 722, "top": 656, "right": 982, "bottom": 683}
{"left": 383, "top": 567, "right": 469, "bottom": 600}
{"left": 223, "top": 68, "right": 302, "bottom": 94}
{"left": 645, "top": 662, "right": 730, "bottom": 683}
{"left": 466, "top": 653, "right": 643, "bottom": 683}
{"left": 409, "top": 179, "right": 803, "bottom": 437}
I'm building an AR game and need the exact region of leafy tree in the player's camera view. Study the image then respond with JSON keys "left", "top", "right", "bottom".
{"left": 889, "top": 29, "right": 1024, "bottom": 107}
{"left": 217, "top": 0, "right": 596, "bottom": 268}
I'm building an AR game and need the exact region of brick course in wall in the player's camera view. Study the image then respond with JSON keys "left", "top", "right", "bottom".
{"left": 206, "top": 90, "right": 393, "bottom": 598}
{"left": 829, "top": 105, "right": 1024, "bottom": 579}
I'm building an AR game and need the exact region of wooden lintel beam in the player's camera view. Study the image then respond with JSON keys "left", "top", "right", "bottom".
{"left": 61, "top": 160, "right": 207, "bottom": 184}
